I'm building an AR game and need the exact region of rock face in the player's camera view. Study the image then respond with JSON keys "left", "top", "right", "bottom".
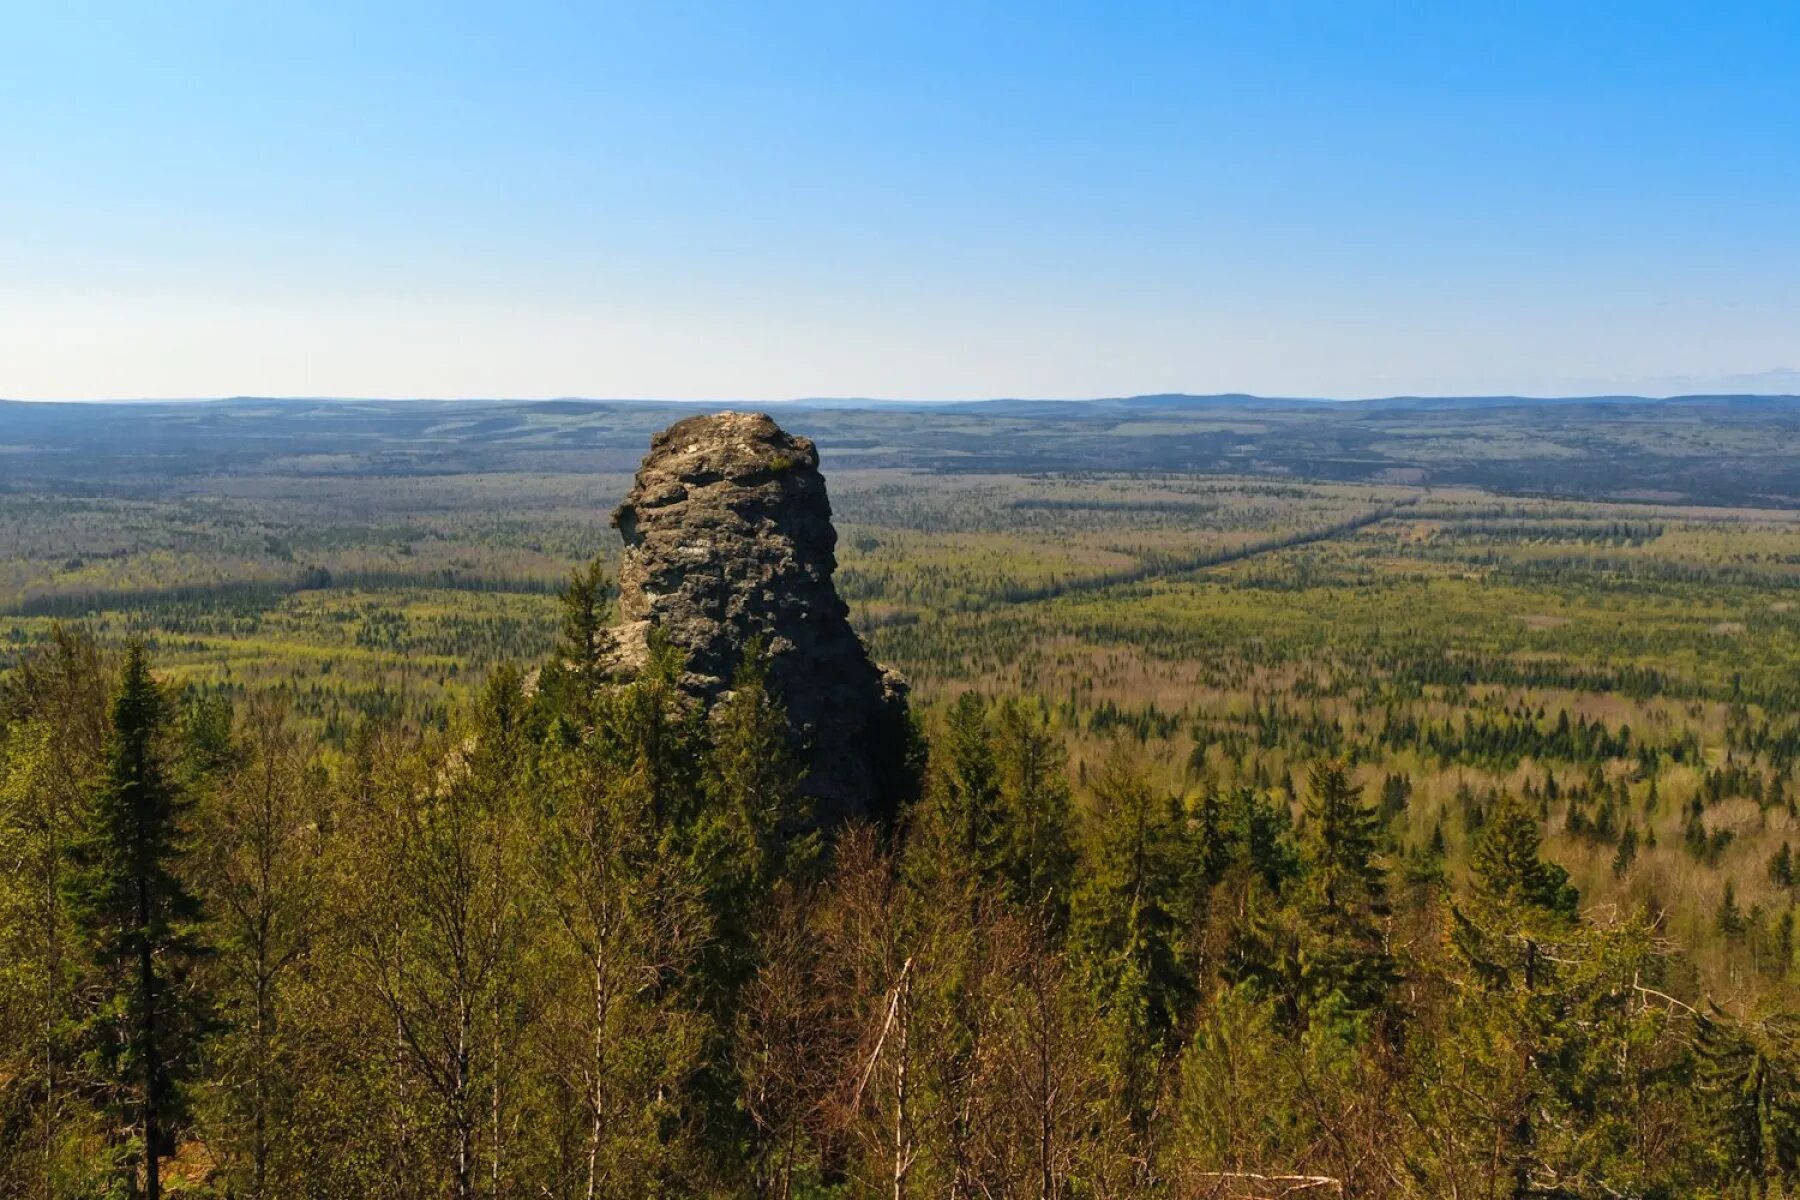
{"left": 602, "top": 412, "right": 911, "bottom": 825}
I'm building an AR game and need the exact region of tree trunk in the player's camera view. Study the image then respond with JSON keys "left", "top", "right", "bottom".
{"left": 455, "top": 997, "right": 474, "bottom": 1200}
{"left": 140, "top": 873, "right": 161, "bottom": 1200}
{"left": 585, "top": 951, "right": 608, "bottom": 1200}
{"left": 892, "top": 972, "right": 910, "bottom": 1200}
{"left": 253, "top": 958, "right": 268, "bottom": 1200}
{"left": 42, "top": 790, "right": 61, "bottom": 1200}
{"left": 1037, "top": 967, "right": 1055, "bottom": 1200}
{"left": 491, "top": 991, "right": 502, "bottom": 1199}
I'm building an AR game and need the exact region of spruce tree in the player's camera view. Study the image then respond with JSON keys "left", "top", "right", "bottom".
{"left": 555, "top": 556, "right": 611, "bottom": 720}
{"left": 1717, "top": 882, "right": 1746, "bottom": 939}
{"left": 936, "top": 691, "right": 1006, "bottom": 890}
{"left": 688, "top": 645, "right": 806, "bottom": 1163}
{"left": 1237, "top": 760, "right": 1394, "bottom": 1026}
{"left": 1771, "top": 842, "right": 1795, "bottom": 890}
{"left": 1069, "top": 749, "right": 1192, "bottom": 1136}
{"left": 1298, "top": 759, "right": 1385, "bottom": 929}
{"left": 1694, "top": 1010, "right": 1800, "bottom": 1195}
{"left": 1612, "top": 823, "right": 1639, "bottom": 878}
{"left": 895, "top": 692, "right": 1014, "bottom": 1196}
{"left": 1469, "top": 791, "right": 1578, "bottom": 920}
{"left": 991, "top": 698, "right": 1074, "bottom": 920}
{"left": 64, "top": 644, "right": 209, "bottom": 1200}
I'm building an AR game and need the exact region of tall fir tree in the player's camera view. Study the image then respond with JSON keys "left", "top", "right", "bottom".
{"left": 63, "top": 644, "right": 209, "bottom": 1200}
{"left": 1297, "top": 759, "right": 1386, "bottom": 931}
{"left": 1469, "top": 791, "right": 1579, "bottom": 921}
{"left": 1288, "top": 759, "right": 1395, "bottom": 1022}
{"left": 557, "top": 557, "right": 611, "bottom": 721}
{"left": 935, "top": 691, "right": 1006, "bottom": 893}
{"left": 1694, "top": 1010, "right": 1800, "bottom": 1196}
{"left": 1069, "top": 748, "right": 1193, "bottom": 1143}
{"left": 686, "top": 644, "right": 808, "bottom": 1174}
{"left": 898, "top": 691, "right": 1009, "bottom": 1197}
{"left": 991, "top": 699, "right": 1075, "bottom": 923}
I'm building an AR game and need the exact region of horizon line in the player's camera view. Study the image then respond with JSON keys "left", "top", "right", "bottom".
{"left": 5, "top": 390, "right": 1800, "bottom": 408}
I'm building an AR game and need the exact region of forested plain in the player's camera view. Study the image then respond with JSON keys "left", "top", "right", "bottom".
{"left": 5, "top": 396, "right": 1800, "bottom": 1197}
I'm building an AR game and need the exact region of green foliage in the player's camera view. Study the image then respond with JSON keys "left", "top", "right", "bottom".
{"left": 4, "top": 630, "right": 1800, "bottom": 1196}
{"left": 548, "top": 555, "right": 611, "bottom": 721}
{"left": 1695, "top": 1010, "right": 1800, "bottom": 1194}
{"left": 1427, "top": 910, "right": 1704, "bottom": 1197}
{"left": 1297, "top": 759, "right": 1387, "bottom": 931}
{"left": 62, "top": 643, "right": 211, "bottom": 1196}
{"left": 1173, "top": 983, "right": 1384, "bottom": 1194}
{"left": 920, "top": 691, "right": 1008, "bottom": 894}
{"left": 9, "top": 410, "right": 1800, "bottom": 1193}
{"left": 1070, "top": 749, "right": 1194, "bottom": 1133}
{"left": 1612, "top": 821, "right": 1639, "bottom": 877}
{"left": 1469, "top": 791, "right": 1580, "bottom": 921}
{"left": 191, "top": 694, "right": 323, "bottom": 1199}
{"left": 992, "top": 698, "right": 1076, "bottom": 920}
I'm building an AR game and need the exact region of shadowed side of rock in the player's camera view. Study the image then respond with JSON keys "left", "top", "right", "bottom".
{"left": 600, "top": 411, "right": 912, "bottom": 825}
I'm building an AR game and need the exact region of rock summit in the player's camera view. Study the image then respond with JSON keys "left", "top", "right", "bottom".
{"left": 602, "top": 411, "right": 911, "bottom": 824}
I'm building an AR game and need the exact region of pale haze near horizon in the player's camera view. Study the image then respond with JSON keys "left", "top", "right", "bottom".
{"left": 3, "top": 3, "right": 1797, "bottom": 403}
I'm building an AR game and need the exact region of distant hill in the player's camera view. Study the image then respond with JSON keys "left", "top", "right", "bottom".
{"left": 3, "top": 392, "right": 1799, "bottom": 506}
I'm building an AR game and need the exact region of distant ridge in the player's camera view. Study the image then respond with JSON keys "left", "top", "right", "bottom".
{"left": 936, "top": 392, "right": 1800, "bottom": 413}
{"left": 4, "top": 390, "right": 1799, "bottom": 508}
{"left": 5, "top": 392, "right": 1796, "bottom": 412}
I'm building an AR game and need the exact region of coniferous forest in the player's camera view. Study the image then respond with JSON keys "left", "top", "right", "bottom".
{"left": 5, "top": 583, "right": 1800, "bottom": 1199}
{"left": 4, "top": 399, "right": 1800, "bottom": 1197}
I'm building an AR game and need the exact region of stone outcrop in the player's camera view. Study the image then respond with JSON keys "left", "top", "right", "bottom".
{"left": 601, "top": 411, "right": 911, "bottom": 824}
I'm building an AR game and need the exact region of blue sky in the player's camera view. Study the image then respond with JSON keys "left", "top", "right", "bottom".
{"left": 3, "top": 2, "right": 1797, "bottom": 400}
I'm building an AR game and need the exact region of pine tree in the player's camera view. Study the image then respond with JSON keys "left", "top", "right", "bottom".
{"left": 64, "top": 644, "right": 210, "bottom": 1200}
